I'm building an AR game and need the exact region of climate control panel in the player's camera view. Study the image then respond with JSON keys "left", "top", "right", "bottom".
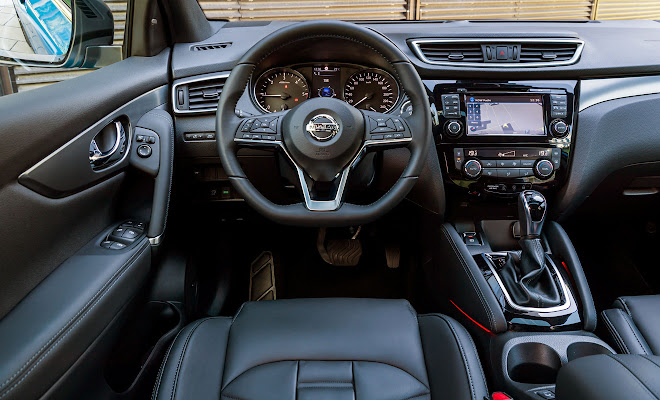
{"left": 450, "top": 147, "right": 565, "bottom": 195}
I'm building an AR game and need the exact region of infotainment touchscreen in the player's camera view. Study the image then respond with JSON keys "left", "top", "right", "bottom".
{"left": 465, "top": 94, "right": 545, "bottom": 136}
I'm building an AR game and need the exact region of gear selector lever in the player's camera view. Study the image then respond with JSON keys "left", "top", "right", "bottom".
{"left": 518, "top": 190, "right": 547, "bottom": 239}
{"left": 498, "top": 190, "right": 562, "bottom": 309}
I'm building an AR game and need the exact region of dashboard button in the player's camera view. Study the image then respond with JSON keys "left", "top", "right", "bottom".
{"left": 483, "top": 168, "right": 497, "bottom": 177}
{"left": 498, "top": 169, "right": 518, "bottom": 178}
{"left": 464, "top": 160, "right": 482, "bottom": 179}
{"left": 521, "top": 159, "right": 535, "bottom": 167}
{"left": 482, "top": 160, "right": 497, "bottom": 168}
{"left": 535, "top": 160, "right": 554, "bottom": 179}
{"left": 519, "top": 168, "right": 534, "bottom": 177}
{"left": 498, "top": 160, "right": 516, "bottom": 168}
{"left": 137, "top": 144, "right": 152, "bottom": 158}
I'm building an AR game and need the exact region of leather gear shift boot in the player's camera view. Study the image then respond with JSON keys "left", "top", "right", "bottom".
{"left": 499, "top": 238, "right": 562, "bottom": 308}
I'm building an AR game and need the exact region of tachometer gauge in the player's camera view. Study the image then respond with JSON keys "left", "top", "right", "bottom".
{"left": 254, "top": 68, "right": 309, "bottom": 112}
{"left": 344, "top": 69, "right": 399, "bottom": 113}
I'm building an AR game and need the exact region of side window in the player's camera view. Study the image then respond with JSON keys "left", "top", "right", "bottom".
{"left": 0, "top": 0, "right": 126, "bottom": 97}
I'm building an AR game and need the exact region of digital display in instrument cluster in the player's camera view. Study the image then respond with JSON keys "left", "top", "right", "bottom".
{"left": 312, "top": 65, "right": 341, "bottom": 98}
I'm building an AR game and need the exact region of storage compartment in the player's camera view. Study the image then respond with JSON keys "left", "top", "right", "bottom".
{"left": 567, "top": 341, "right": 613, "bottom": 362}
{"left": 507, "top": 342, "right": 562, "bottom": 384}
{"left": 104, "top": 301, "right": 184, "bottom": 394}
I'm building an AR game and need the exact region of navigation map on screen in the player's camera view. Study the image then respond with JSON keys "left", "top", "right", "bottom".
{"left": 466, "top": 95, "right": 545, "bottom": 136}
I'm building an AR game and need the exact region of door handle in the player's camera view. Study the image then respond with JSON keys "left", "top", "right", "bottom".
{"left": 89, "top": 121, "right": 126, "bottom": 169}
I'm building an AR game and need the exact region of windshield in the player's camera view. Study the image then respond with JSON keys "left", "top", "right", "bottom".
{"left": 197, "top": 0, "right": 655, "bottom": 21}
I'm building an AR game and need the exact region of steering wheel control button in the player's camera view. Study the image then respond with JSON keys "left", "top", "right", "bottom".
{"left": 464, "top": 160, "right": 482, "bottom": 179}
{"left": 306, "top": 114, "right": 340, "bottom": 141}
{"left": 137, "top": 144, "right": 152, "bottom": 158}
{"left": 535, "top": 159, "right": 554, "bottom": 179}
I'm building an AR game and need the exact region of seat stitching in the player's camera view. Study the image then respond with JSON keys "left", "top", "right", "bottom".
{"left": 606, "top": 354, "right": 660, "bottom": 399}
{"left": 602, "top": 311, "right": 630, "bottom": 354}
{"left": 441, "top": 226, "right": 495, "bottom": 331}
{"left": 0, "top": 241, "right": 150, "bottom": 399}
{"left": 641, "top": 355, "right": 660, "bottom": 370}
{"left": 221, "top": 394, "right": 249, "bottom": 400}
{"left": 423, "top": 314, "right": 477, "bottom": 400}
{"left": 618, "top": 297, "right": 633, "bottom": 316}
{"left": 615, "top": 309, "right": 648, "bottom": 355}
{"left": 0, "top": 241, "right": 149, "bottom": 392}
{"left": 152, "top": 324, "right": 188, "bottom": 400}
{"left": 169, "top": 318, "right": 212, "bottom": 400}
{"left": 298, "top": 381, "right": 353, "bottom": 384}
{"left": 222, "top": 359, "right": 429, "bottom": 391}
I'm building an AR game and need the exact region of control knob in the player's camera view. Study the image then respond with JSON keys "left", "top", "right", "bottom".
{"left": 464, "top": 159, "right": 482, "bottom": 179}
{"left": 444, "top": 120, "right": 463, "bottom": 138}
{"left": 550, "top": 120, "right": 568, "bottom": 137}
{"left": 535, "top": 159, "right": 554, "bottom": 179}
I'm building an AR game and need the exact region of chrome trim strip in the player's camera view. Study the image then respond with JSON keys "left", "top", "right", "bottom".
{"left": 410, "top": 38, "right": 584, "bottom": 68}
{"left": 172, "top": 72, "right": 230, "bottom": 115}
{"left": 485, "top": 252, "right": 574, "bottom": 313}
{"left": 579, "top": 75, "right": 660, "bottom": 111}
{"left": 149, "top": 234, "right": 163, "bottom": 246}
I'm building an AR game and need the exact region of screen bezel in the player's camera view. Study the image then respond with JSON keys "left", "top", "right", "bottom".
{"left": 464, "top": 93, "right": 546, "bottom": 137}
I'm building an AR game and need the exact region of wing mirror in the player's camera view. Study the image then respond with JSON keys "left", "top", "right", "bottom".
{"left": 0, "top": 0, "right": 121, "bottom": 68}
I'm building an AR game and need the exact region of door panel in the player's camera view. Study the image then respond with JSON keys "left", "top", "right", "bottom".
{"left": 0, "top": 48, "right": 172, "bottom": 399}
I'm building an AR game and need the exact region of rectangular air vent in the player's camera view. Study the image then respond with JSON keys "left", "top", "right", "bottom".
{"left": 410, "top": 39, "right": 583, "bottom": 67}
{"left": 519, "top": 42, "right": 581, "bottom": 63}
{"left": 173, "top": 73, "right": 229, "bottom": 114}
{"left": 190, "top": 42, "right": 232, "bottom": 51}
{"left": 413, "top": 42, "right": 484, "bottom": 63}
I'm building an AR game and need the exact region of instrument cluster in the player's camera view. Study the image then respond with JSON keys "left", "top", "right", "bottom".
{"left": 251, "top": 63, "right": 404, "bottom": 114}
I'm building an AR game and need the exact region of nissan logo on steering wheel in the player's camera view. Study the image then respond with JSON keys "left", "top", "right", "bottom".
{"left": 305, "top": 114, "right": 339, "bottom": 141}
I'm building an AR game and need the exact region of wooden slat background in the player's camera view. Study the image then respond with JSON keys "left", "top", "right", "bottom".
{"left": 6, "top": 0, "right": 660, "bottom": 94}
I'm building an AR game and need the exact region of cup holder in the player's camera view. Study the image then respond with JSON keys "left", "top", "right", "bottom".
{"left": 507, "top": 343, "right": 562, "bottom": 384}
{"left": 567, "top": 342, "right": 613, "bottom": 362}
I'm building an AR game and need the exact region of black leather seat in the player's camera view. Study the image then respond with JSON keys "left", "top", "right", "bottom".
{"left": 602, "top": 295, "right": 660, "bottom": 355}
{"left": 153, "top": 298, "right": 489, "bottom": 400}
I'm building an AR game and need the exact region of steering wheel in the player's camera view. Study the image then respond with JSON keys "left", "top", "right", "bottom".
{"left": 216, "top": 20, "right": 431, "bottom": 226}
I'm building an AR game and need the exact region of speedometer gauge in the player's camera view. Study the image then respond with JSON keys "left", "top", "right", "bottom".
{"left": 344, "top": 69, "right": 399, "bottom": 113}
{"left": 254, "top": 68, "right": 309, "bottom": 112}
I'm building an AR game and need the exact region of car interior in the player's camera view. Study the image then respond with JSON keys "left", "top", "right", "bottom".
{"left": 2, "top": 0, "right": 660, "bottom": 399}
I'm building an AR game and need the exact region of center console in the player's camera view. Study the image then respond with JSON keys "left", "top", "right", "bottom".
{"left": 433, "top": 81, "right": 576, "bottom": 196}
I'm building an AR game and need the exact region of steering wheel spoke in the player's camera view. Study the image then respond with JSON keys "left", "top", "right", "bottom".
{"left": 362, "top": 110, "right": 413, "bottom": 149}
{"left": 233, "top": 110, "right": 289, "bottom": 148}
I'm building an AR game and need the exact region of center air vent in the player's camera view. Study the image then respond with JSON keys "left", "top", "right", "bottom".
{"left": 411, "top": 39, "right": 583, "bottom": 67}
{"left": 519, "top": 42, "right": 581, "bottom": 63}
{"left": 173, "top": 73, "right": 229, "bottom": 114}
{"left": 413, "top": 41, "right": 484, "bottom": 63}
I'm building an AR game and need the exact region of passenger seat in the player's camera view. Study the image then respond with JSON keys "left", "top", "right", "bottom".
{"left": 602, "top": 295, "right": 660, "bottom": 355}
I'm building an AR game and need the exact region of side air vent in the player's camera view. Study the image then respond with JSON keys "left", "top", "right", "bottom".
{"left": 190, "top": 42, "right": 232, "bottom": 52}
{"left": 519, "top": 42, "right": 581, "bottom": 63}
{"left": 410, "top": 39, "right": 584, "bottom": 67}
{"left": 173, "top": 73, "right": 229, "bottom": 114}
{"left": 413, "top": 42, "right": 484, "bottom": 63}
{"left": 77, "top": 0, "right": 99, "bottom": 19}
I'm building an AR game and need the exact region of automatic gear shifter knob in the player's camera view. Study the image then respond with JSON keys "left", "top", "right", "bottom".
{"left": 518, "top": 190, "right": 547, "bottom": 239}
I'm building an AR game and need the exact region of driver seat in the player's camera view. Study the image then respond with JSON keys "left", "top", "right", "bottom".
{"left": 153, "top": 298, "right": 488, "bottom": 400}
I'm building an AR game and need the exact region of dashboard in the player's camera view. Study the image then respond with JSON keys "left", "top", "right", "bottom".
{"left": 250, "top": 63, "right": 405, "bottom": 114}
{"left": 171, "top": 19, "right": 660, "bottom": 219}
